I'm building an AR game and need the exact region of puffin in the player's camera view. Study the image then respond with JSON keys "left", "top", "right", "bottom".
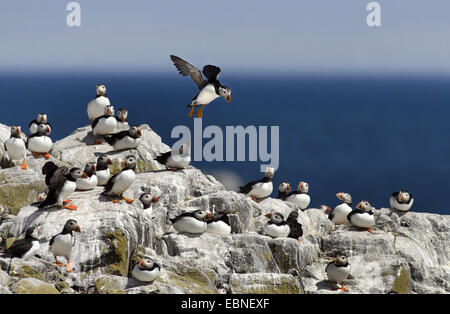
{"left": 215, "top": 282, "right": 232, "bottom": 294}
{"left": 155, "top": 141, "right": 191, "bottom": 170}
{"left": 29, "top": 113, "right": 51, "bottom": 135}
{"left": 26, "top": 123, "right": 52, "bottom": 159}
{"left": 49, "top": 219, "right": 81, "bottom": 273}
{"left": 328, "top": 193, "right": 353, "bottom": 225}
{"left": 39, "top": 161, "right": 85, "bottom": 210}
{"left": 263, "top": 212, "right": 290, "bottom": 238}
{"left": 325, "top": 254, "right": 351, "bottom": 292}
{"left": 170, "top": 55, "right": 231, "bottom": 118}
{"left": 36, "top": 192, "right": 48, "bottom": 203}
{"left": 347, "top": 201, "right": 375, "bottom": 232}
{"left": 285, "top": 181, "right": 310, "bottom": 210}
{"left": 4, "top": 126, "right": 27, "bottom": 170}
{"left": 390, "top": 190, "right": 414, "bottom": 212}
{"left": 139, "top": 193, "right": 159, "bottom": 210}
{"left": 101, "top": 155, "right": 136, "bottom": 203}
{"left": 285, "top": 210, "right": 304, "bottom": 242}
{"left": 96, "top": 154, "right": 112, "bottom": 186}
{"left": 116, "top": 108, "right": 128, "bottom": 124}
{"left": 239, "top": 167, "right": 274, "bottom": 202}
{"left": 318, "top": 205, "right": 333, "bottom": 215}
{"left": 276, "top": 182, "right": 291, "bottom": 200}
{"left": 1, "top": 227, "right": 40, "bottom": 261}
{"left": 75, "top": 162, "right": 98, "bottom": 191}
{"left": 131, "top": 258, "right": 161, "bottom": 282}
{"left": 170, "top": 209, "right": 212, "bottom": 234}
{"left": 87, "top": 84, "right": 111, "bottom": 123}
{"left": 104, "top": 126, "right": 142, "bottom": 151}
{"left": 205, "top": 206, "right": 232, "bottom": 235}
{"left": 91, "top": 105, "right": 117, "bottom": 144}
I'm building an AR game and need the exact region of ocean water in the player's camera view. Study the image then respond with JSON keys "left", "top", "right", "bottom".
{"left": 0, "top": 72, "right": 449, "bottom": 214}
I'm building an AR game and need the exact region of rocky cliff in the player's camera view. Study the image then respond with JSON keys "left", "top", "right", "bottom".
{"left": 0, "top": 122, "right": 449, "bottom": 294}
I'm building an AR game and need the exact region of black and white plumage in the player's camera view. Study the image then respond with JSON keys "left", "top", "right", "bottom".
{"left": 39, "top": 162, "right": 84, "bottom": 210}
{"left": 215, "top": 282, "right": 232, "bottom": 294}
{"left": 26, "top": 123, "right": 52, "bottom": 158}
{"left": 49, "top": 219, "right": 81, "bottom": 273}
{"left": 1, "top": 227, "right": 40, "bottom": 261}
{"left": 205, "top": 206, "right": 231, "bottom": 235}
{"left": 87, "top": 84, "right": 110, "bottom": 123}
{"left": 4, "top": 126, "right": 27, "bottom": 170}
{"left": 319, "top": 205, "right": 333, "bottom": 215}
{"left": 96, "top": 154, "right": 112, "bottom": 186}
{"left": 104, "top": 126, "right": 142, "bottom": 151}
{"left": 91, "top": 105, "right": 117, "bottom": 142}
{"left": 155, "top": 141, "right": 191, "bottom": 170}
{"left": 170, "top": 55, "right": 231, "bottom": 118}
{"left": 285, "top": 181, "right": 310, "bottom": 210}
{"left": 131, "top": 258, "right": 161, "bottom": 282}
{"left": 170, "top": 210, "right": 211, "bottom": 234}
{"left": 102, "top": 155, "right": 136, "bottom": 203}
{"left": 390, "top": 190, "right": 414, "bottom": 212}
{"left": 29, "top": 113, "right": 51, "bottom": 135}
{"left": 116, "top": 108, "right": 128, "bottom": 124}
{"left": 328, "top": 192, "right": 353, "bottom": 225}
{"left": 285, "top": 211, "right": 303, "bottom": 242}
{"left": 75, "top": 162, "right": 98, "bottom": 191}
{"left": 347, "top": 201, "right": 375, "bottom": 232}
{"left": 276, "top": 182, "right": 291, "bottom": 200}
{"left": 139, "top": 193, "right": 159, "bottom": 211}
{"left": 239, "top": 167, "right": 274, "bottom": 201}
{"left": 263, "top": 212, "right": 290, "bottom": 238}
{"left": 325, "top": 254, "right": 351, "bottom": 292}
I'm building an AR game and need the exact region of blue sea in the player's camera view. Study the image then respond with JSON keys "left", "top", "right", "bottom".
{"left": 1, "top": 72, "right": 449, "bottom": 215}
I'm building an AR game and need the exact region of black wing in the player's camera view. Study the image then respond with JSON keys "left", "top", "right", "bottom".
{"left": 104, "top": 130, "right": 129, "bottom": 146}
{"left": 5, "top": 239, "right": 32, "bottom": 258}
{"left": 239, "top": 178, "right": 263, "bottom": 194}
{"left": 328, "top": 209, "right": 335, "bottom": 221}
{"left": 42, "top": 161, "right": 60, "bottom": 185}
{"left": 91, "top": 115, "right": 103, "bottom": 129}
{"left": 347, "top": 210, "right": 361, "bottom": 222}
{"left": 202, "top": 65, "right": 221, "bottom": 82}
{"left": 169, "top": 212, "right": 193, "bottom": 224}
{"left": 286, "top": 211, "right": 303, "bottom": 239}
{"left": 391, "top": 191, "right": 399, "bottom": 198}
{"left": 155, "top": 151, "right": 171, "bottom": 166}
{"left": 49, "top": 234, "right": 58, "bottom": 248}
{"left": 102, "top": 172, "right": 120, "bottom": 195}
{"left": 170, "top": 55, "right": 206, "bottom": 89}
{"left": 28, "top": 120, "right": 38, "bottom": 128}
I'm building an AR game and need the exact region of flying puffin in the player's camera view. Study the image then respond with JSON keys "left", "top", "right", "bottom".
{"left": 131, "top": 257, "right": 161, "bottom": 282}
{"left": 1, "top": 227, "right": 40, "bottom": 261}
{"left": 87, "top": 84, "right": 111, "bottom": 123}
{"left": 347, "top": 201, "right": 375, "bottom": 232}
{"left": 104, "top": 126, "right": 142, "bottom": 151}
{"left": 328, "top": 193, "right": 353, "bottom": 225}
{"left": 29, "top": 113, "right": 51, "bottom": 135}
{"left": 170, "top": 209, "right": 212, "bottom": 234}
{"left": 91, "top": 105, "right": 117, "bottom": 144}
{"left": 139, "top": 193, "right": 159, "bottom": 210}
{"left": 4, "top": 126, "right": 27, "bottom": 170}
{"left": 325, "top": 254, "right": 351, "bottom": 292}
{"left": 390, "top": 190, "right": 414, "bottom": 212}
{"left": 239, "top": 167, "right": 274, "bottom": 202}
{"left": 154, "top": 141, "right": 191, "bottom": 170}
{"left": 96, "top": 154, "right": 112, "bottom": 186}
{"left": 285, "top": 210, "right": 304, "bottom": 242}
{"left": 27, "top": 123, "right": 52, "bottom": 159}
{"left": 285, "top": 181, "right": 310, "bottom": 210}
{"left": 49, "top": 219, "right": 81, "bottom": 273}
{"left": 39, "top": 161, "right": 85, "bottom": 210}
{"left": 205, "top": 205, "right": 232, "bottom": 235}
{"left": 101, "top": 155, "right": 136, "bottom": 203}
{"left": 276, "top": 182, "right": 291, "bottom": 200}
{"left": 170, "top": 55, "right": 231, "bottom": 118}
{"left": 116, "top": 108, "right": 128, "bottom": 125}
{"left": 75, "top": 162, "right": 98, "bottom": 191}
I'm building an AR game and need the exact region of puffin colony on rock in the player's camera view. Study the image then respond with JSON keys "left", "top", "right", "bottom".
{"left": 0, "top": 54, "right": 416, "bottom": 293}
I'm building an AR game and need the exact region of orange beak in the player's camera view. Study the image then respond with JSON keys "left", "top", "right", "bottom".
{"left": 398, "top": 194, "right": 403, "bottom": 202}
{"left": 153, "top": 196, "right": 159, "bottom": 202}
{"left": 288, "top": 185, "right": 292, "bottom": 191}
{"left": 107, "top": 158, "right": 113, "bottom": 165}
{"left": 356, "top": 202, "right": 362, "bottom": 209}
{"left": 46, "top": 126, "right": 51, "bottom": 134}
{"left": 265, "top": 213, "right": 273, "bottom": 219}
{"left": 83, "top": 172, "right": 88, "bottom": 178}
{"left": 138, "top": 129, "right": 142, "bottom": 136}
{"left": 121, "top": 160, "right": 126, "bottom": 168}
{"left": 226, "top": 95, "right": 231, "bottom": 103}
{"left": 138, "top": 259, "right": 143, "bottom": 267}
{"left": 74, "top": 225, "right": 81, "bottom": 232}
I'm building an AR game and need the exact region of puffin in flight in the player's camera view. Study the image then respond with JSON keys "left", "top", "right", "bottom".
{"left": 170, "top": 55, "right": 231, "bottom": 118}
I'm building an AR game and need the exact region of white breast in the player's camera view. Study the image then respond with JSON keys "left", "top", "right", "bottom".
{"left": 286, "top": 193, "right": 310, "bottom": 210}
{"left": 331, "top": 203, "right": 353, "bottom": 225}
{"left": 27, "top": 136, "right": 53, "bottom": 153}
{"left": 263, "top": 223, "right": 290, "bottom": 238}
{"left": 173, "top": 216, "right": 207, "bottom": 234}
{"left": 87, "top": 96, "right": 110, "bottom": 122}
{"left": 246, "top": 182, "right": 273, "bottom": 199}
{"left": 166, "top": 154, "right": 191, "bottom": 169}
{"left": 113, "top": 136, "right": 141, "bottom": 151}
{"left": 76, "top": 175, "right": 98, "bottom": 190}
{"left": 110, "top": 170, "right": 135, "bottom": 195}
{"left": 5, "top": 138, "right": 26, "bottom": 160}
{"left": 206, "top": 221, "right": 231, "bottom": 235}
{"left": 96, "top": 169, "right": 111, "bottom": 186}
{"left": 51, "top": 233, "right": 75, "bottom": 259}
{"left": 57, "top": 181, "right": 77, "bottom": 206}
{"left": 326, "top": 263, "right": 351, "bottom": 283}
{"left": 390, "top": 196, "right": 413, "bottom": 212}
{"left": 132, "top": 265, "right": 160, "bottom": 282}
{"left": 93, "top": 117, "right": 117, "bottom": 136}
{"left": 349, "top": 212, "right": 375, "bottom": 228}
{"left": 29, "top": 123, "right": 38, "bottom": 135}
{"left": 22, "top": 240, "right": 40, "bottom": 260}
{"left": 196, "top": 84, "right": 219, "bottom": 105}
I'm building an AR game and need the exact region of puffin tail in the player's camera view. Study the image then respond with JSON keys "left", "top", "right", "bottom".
{"left": 103, "top": 135, "right": 115, "bottom": 146}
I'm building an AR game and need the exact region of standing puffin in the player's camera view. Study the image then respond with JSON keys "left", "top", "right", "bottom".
{"left": 205, "top": 206, "right": 232, "bottom": 235}
{"left": 276, "top": 182, "right": 291, "bottom": 200}
{"left": 347, "top": 201, "right": 375, "bottom": 232}
{"left": 101, "top": 155, "right": 136, "bottom": 203}
{"left": 1, "top": 227, "right": 40, "bottom": 261}
{"left": 131, "top": 258, "right": 161, "bottom": 282}
{"left": 27, "top": 123, "right": 52, "bottom": 159}
{"left": 91, "top": 105, "right": 117, "bottom": 144}
{"left": 96, "top": 154, "right": 112, "bottom": 186}
{"left": 139, "top": 193, "right": 159, "bottom": 210}
{"left": 104, "top": 126, "right": 142, "bottom": 151}
{"left": 155, "top": 141, "right": 191, "bottom": 170}
{"left": 75, "top": 162, "right": 98, "bottom": 191}
{"left": 170, "top": 55, "right": 231, "bottom": 118}
{"left": 87, "top": 84, "right": 111, "bottom": 123}
{"left": 29, "top": 113, "right": 51, "bottom": 135}
{"left": 116, "top": 108, "right": 128, "bottom": 125}
{"left": 325, "top": 254, "right": 351, "bottom": 292}
{"left": 239, "top": 167, "right": 274, "bottom": 202}
{"left": 328, "top": 193, "right": 353, "bottom": 225}
{"left": 170, "top": 209, "right": 211, "bottom": 234}
{"left": 285, "top": 210, "right": 303, "bottom": 242}
{"left": 285, "top": 181, "right": 310, "bottom": 210}
{"left": 390, "top": 190, "right": 414, "bottom": 212}
{"left": 39, "top": 161, "right": 85, "bottom": 210}
{"left": 4, "top": 126, "right": 27, "bottom": 170}
{"left": 263, "top": 212, "right": 290, "bottom": 238}
{"left": 49, "top": 219, "right": 81, "bottom": 273}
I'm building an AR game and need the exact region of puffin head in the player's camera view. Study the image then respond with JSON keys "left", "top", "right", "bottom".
{"left": 69, "top": 167, "right": 85, "bottom": 179}
{"left": 215, "top": 282, "right": 230, "bottom": 294}
{"left": 83, "top": 162, "right": 96, "bottom": 177}
{"left": 319, "top": 205, "right": 333, "bottom": 214}
{"left": 139, "top": 193, "right": 159, "bottom": 208}
{"left": 121, "top": 155, "right": 137, "bottom": 170}
{"left": 193, "top": 209, "right": 212, "bottom": 221}
{"left": 128, "top": 126, "right": 142, "bottom": 138}
{"left": 334, "top": 254, "right": 348, "bottom": 266}
{"left": 63, "top": 219, "right": 81, "bottom": 233}
{"left": 265, "top": 212, "right": 284, "bottom": 224}
{"left": 104, "top": 105, "right": 115, "bottom": 116}
{"left": 37, "top": 191, "right": 48, "bottom": 202}
{"left": 10, "top": 125, "right": 21, "bottom": 138}
{"left": 219, "top": 86, "right": 231, "bottom": 103}
{"left": 96, "top": 84, "right": 107, "bottom": 96}
{"left": 97, "top": 154, "right": 113, "bottom": 167}
{"left": 37, "top": 113, "right": 48, "bottom": 124}
{"left": 336, "top": 192, "right": 352, "bottom": 205}
{"left": 264, "top": 167, "right": 275, "bottom": 179}
{"left": 356, "top": 200, "right": 372, "bottom": 212}
{"left": 278, "top": 182, "right": 292, "bottom": 193}
{"left": 117, "top": 108, "right": 128, "bottom": 123}
{"left": 298, "top": 181, "right": 309, "bottom": 193}
{"left": 137, "top": 258, "right": 160, "bottom": 271}
{"left": 397, "top": 190, "right": 411, "bottom": 203}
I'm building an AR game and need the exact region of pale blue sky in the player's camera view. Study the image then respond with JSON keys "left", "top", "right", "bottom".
{"left": 0, "top": 0, "right": 449, "bottom": 73}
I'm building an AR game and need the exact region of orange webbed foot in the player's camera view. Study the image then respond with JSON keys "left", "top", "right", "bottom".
{"left": 63, "top": 200, "right": 72, "bottom": 205}
{"left": 122, "top": 196, "right": 134, "bottom": 204}
{"left": 43, "top": 153, "right": 50, "bottom": 159}
{"left": 33, "top": 152, "right": 40, "bottom": 158}
{"left": 111, "top": 199, "right": 120, "bottom": 203}
{"left": 62, "top": 204, "right": 77, "bottom": 211}
{"left": 252, "top": 197, "right": 259, "bottom": 203}
{"left": 20, "top": 162, "right": 27, "bottom": 170}
{"left": 54, "top": 262, "right": 63, "bottom": 267}
{"left": 340, "top": 285, "right": 349, "bottom": 292}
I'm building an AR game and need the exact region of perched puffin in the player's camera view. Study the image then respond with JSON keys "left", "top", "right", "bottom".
{"left": 239, "top": 167, "right": 274, "bottom": 202}
{"left": 325, "top": 254, "right": 351, "bottom": 292}
{"left": 29, "top": 113, "right": 51, "bottom": 135}
{"left": 263, "top": 212, "right": 290, "bottom": 238}
{"left": 87, "top": 84, "right": 110, "bottom": 123}
{"left": 205, "top": 206, "right": 231, "bottom": 235}
{"left": 329, "top": 193, "right": 353, "bottom": 225}
{"left": 104, "top": 126, "right": 142, "bottom": 151}
{"left": 170, "top": 209, "right": 211, "bottom": 234}
{"left": 91, "top": 105, "right": 117, "bottom": 144}
{"left": 96, "top": 154, "right": 112, "bottom": 186}
{"left": 27, "top": 123, "right": 52, "bottom": 159}
{"left": 131, "top": 258, "right": 161, "bottom": 282}
{"left": 390, "top": 190, "right": 414, "bottom": 212}
{"left": 276, "top": 182, "right": 291, "bottom": 200}
{"left": 116, "top": 108, "right": 128, "bottom": 124}
{"left": 347, "top": 201, "right": 375, "bottom": 232}
{"left": 36, "top": 192, "right": 48, "bottom": 203}
{"left": 155, "top": 141, "right": 191, "bottom": 170}
{"left": 285, "top": 210, "right": 303, "bottom": 242}
{"left": 39, "top": 161, "right": 85, "bottom": 210}
{"left": 285, "top": 181, "right": 310, "bottom": 210}
{"left": 1, "top": 227, "right": 40, "bottom": 261}
{"left": 75, "top": 162, "right": 98, "bottom": 191}
{"left": 215, "top": 282, "right": 232, "bottom": 294}
{"left": 139, "top": 193, "right": 159, "bottom": 211}
{"left": 170, "top": 55, "right": 231, "bottom": 118}
{"left": 101, "top": 155, "right": 136, "bottom": 203}
{"left": 49, "top": 219, "right": 81, "bottom": 273}
{"left": 4, "top": 126, "right": 27, "bottom": 170}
